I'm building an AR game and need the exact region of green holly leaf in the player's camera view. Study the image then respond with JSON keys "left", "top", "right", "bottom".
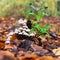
{"left": 25, "top": 10, "right": 34, "bottom": 15}
{"left": 30, "top": 28, "right": 35, "bottom": 33}
{"left": 35, "top": 13, "right": 43, "bottom": 21}
{"left": 31, "top": 20, "right": 37, "bottom": 25}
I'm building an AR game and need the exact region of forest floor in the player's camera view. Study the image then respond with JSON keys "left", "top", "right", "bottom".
{"left": 0, "top": 16, "right": 60, "bottom": 60}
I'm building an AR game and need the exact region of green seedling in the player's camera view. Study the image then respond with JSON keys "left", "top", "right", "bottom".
{"left": 25, "top": 3, "right": 48, "bottom": 20}
{"left": 25, "top": 3, "right": 51, "bottom": 36}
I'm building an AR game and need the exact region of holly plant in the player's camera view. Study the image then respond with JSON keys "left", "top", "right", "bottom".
{"left": 25, "top": 3, "right": 51, "bottom": 36}
{"left": 25, "top": 3, "right": 48, "bottom": 21}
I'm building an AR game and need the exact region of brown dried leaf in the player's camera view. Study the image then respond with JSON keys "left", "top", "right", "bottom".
{"left": 52, "top": 48, "right": 60, "bottom": 56}
{"left": 0, "top": 51, "right": 16, "bottom": 60}
{"left": 18, "top": 53, "right": 37, "bottom": 60}
{"left": 36, "top": 56, "right": 54, "bottom": 60}
{"left": 0, "top": 42, "right": 5, "bottom": 49}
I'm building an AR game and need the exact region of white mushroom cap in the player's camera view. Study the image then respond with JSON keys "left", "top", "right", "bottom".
{"left": 23, "top": 19, "right": 27, "bottom": 23}
{"left": 23, "top": 28, "right": 27, "bottom": 31}
{"left": 18, "top": 32, "right": 22, "bottom": 34}
{"left": 18, "top": 18, "right": 24, "bottom": 24}
{"left": 18, "top": 19, "right": 27, "bottom": 25}
{"left": 26, "top": 29, "right": 30, "bottom": 32}
{"left": 23, "top": 26, "right": 28, "bottom": 28}
{"left": 22, "top": 31, "right": 29, "bottom": 36}
{"left": 29, "top": 33, "right": 35, "bottom": 36}
{"left": 5, "top": 40, "right": 10, "bottom": 44}
{"left": 19, "top": 27, "right": 23, "bottom": 30}
{"left": 15, "top": 29, "right": 19, "bottom": 33}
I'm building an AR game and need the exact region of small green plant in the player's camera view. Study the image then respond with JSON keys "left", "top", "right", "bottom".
{"left": 25, "top": 3, "right": 51, "bottom": 36}
{"left": 30, "top": 21, "right": 51, "bottom": 36}
{"left": 25, "top": 3, "right": 48, "bottom": 20}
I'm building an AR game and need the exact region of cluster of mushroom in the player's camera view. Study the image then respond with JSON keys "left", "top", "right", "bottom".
{"left": 5, "top": 18, "right": 36, "bottom": 44}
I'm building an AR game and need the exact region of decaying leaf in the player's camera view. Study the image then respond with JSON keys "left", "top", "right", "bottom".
{"left": 36, "top": 56, "right": 56, "bottom": 60}
{"left": 0, "top": 51, "right": 16, "bottom": 60}
{"left": 18, "top": 53, "right": 37, "bottom": 60}
{"left": 10, "top": 34, "right": 17, "bottom": 42}
{"left": 52, "top": 48, "right": 60, "bottom": 56}
{"left": 0, "top": 42, "right": 5, "bottom": 49}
